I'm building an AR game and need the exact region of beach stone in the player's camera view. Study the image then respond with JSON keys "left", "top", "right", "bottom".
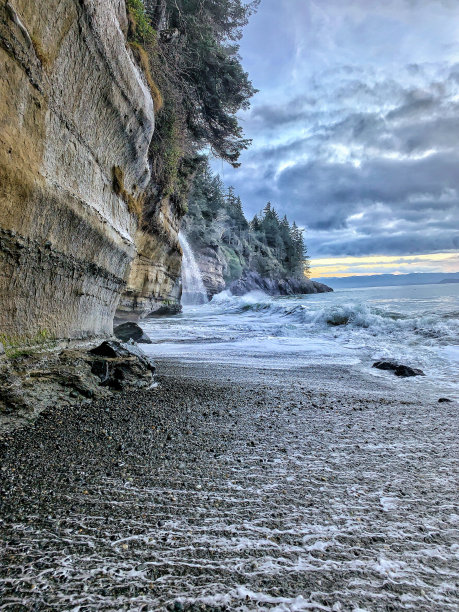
{"left": 114, "top": 322, "right": 152, "bottom": 344}
{"left": 90, "top": 340, "right": 129, "bottom": 359}
{"left": 372, "top": 361, "right": 425, "bottom": 377}
{"left": 394, "top": 365, "right": 425, "bottom": 377}
{"left": 90, "top": 341, "right": 154, "bottom": 371}
{"left": 372, "top": 361, "right": 399, "bottom": 372}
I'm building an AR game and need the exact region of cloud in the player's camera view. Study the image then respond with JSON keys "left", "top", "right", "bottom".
{"left": 308, "top": 231, "right": 459, "bottom": 258}
{"left": 217, "top": 0, "right": 459, "bottom": 262}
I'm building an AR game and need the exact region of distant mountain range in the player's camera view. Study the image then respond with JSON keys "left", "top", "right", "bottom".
{"left": 311, "top": 272, "right": 459, "bottom": 289}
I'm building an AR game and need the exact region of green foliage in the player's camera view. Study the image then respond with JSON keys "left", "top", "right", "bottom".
{"left": 221, "top": 246, "right": 243, "bottom": 282}
{"left": 0, "top": 329, "right": 55, "bottom": 358}
{"left": 124, "top": 1, "right": 257, "bottom": 220}
{"left": 184, "top": 159, "right": 311, "bottom": 282}
{"left": 126, "top": 0, "right": 155, "bottom": 43}
{"left": 161, "top": 0, "right": 259, "bottom": 166}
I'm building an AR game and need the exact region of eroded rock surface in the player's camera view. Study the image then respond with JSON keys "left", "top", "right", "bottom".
{"left": 229, "top": 270, "right": 333, "bottom": 297}
{"left": 116, "top": 202, "right": 182, "bottom": 319}
{"left": 0, "top": 0, "right": 181, "bottom": 342}
{"left": 0, "top": 0, "right": 156, "bottom": 340}
{"left": 0, "top": 340, "right": 155, "bottom": 432}
{"left": 196, "top": 246, "right": 226, "bottom": 298}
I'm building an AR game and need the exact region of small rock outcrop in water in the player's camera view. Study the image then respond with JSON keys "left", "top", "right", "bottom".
{"left": 373, "top": 361, "right": 425, "bottom": 377}
{"left": 228, "top": 271, "right": 333, "bottom": 297}
{"left": 114, "top": 322, "right": 152, "bottom": 344}
{"left": 179, "top": 233, "right": 209, "bottom": 305}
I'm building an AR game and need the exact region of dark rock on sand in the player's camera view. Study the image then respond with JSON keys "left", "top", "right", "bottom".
{"left": 372, "top": 360, "right": 399, "bottom": 371}
{"left": 372, "top": 361, "right": 425, "bottom": 377}
{"left": 1, "top": 341, "right": 156, "bottom": 433}
{"left": 114, "top": 322, "right": 152, "bottom": 344}
{"left": 394, "top": 365, "right": 425, "bottom": 377}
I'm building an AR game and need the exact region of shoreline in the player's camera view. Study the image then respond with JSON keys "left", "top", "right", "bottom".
{"left": 1, "top": 359, "right": 458, "bottom": 610}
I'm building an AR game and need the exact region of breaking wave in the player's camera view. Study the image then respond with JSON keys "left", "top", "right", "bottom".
{"left": 208, "top": 290, "right": 459, "bottom": 344}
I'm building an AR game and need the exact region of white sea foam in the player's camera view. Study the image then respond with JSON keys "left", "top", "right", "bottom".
{"left": 143, "top": 283, "right": 459, "bottom": 398}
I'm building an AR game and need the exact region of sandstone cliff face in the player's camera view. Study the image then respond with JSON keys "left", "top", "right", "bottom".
{"left": 117, "top": 195, "right": 182, "bottom": 320}
{"left": 195, "top": 247, "right": 226, "bottom": 298}
{"left": 0, "top": 0, "right": 180, "bottom": 343}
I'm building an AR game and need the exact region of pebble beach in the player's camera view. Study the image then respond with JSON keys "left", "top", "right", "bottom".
{"left": 1, "top": 359, "right": 458, "bottom": 611}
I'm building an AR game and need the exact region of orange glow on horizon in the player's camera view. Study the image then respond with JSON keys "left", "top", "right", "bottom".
{"left": 310, "top": 252, "right": 459, "bottom": 278}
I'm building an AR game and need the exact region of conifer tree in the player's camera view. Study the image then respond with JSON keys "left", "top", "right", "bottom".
{"left": 184, "top": 159, "right": 311, "bottom": 282}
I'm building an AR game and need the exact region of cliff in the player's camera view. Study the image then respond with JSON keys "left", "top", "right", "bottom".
{"left": 195, "top": 247, "right": 226, "bottom": 297}
{"left": 116, "top": 195, "right": 182, "bottom": 320}
{"left": 0, "top": 0, "right": 185, "bottom": 427}
{"left": 0, "top": 0, "right": 181, "bottom": 343}
{"left": 184, "top": 160, "right": 333, "bottom": 298}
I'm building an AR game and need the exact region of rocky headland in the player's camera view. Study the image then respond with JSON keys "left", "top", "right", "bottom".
{"left": 183, "top": 162, "right": 333, "bottom": 300}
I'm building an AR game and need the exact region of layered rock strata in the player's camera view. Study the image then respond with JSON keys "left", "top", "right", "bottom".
{"left": 195, "top": 246, "right": 226, "bottom": 298}
{"left": 0, "top": 0, "right": 163, "bottom": 342}
{"left": 116, "top": 196, "right": 182, "bottom": 319}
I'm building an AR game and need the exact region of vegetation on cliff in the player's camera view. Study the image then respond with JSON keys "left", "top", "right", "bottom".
{"left": 183, "top": 160, "right": 311, "bottom": 283}
{"left": 125, "top": 0, "right": 258, "bottom": 218}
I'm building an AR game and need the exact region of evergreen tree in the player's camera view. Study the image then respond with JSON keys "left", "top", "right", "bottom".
{"left": 147, "top": 0, "right": 259, "bottom": 166}
{"left": 183, "top": 160, "right": 311, "bottom": 282}
{"left": 260, "top": 202, "right": 281, "bottom": 249}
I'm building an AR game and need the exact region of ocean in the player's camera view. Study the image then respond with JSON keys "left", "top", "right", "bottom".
{"left": 143, "top": 282, "right": 459, "bottom": 400}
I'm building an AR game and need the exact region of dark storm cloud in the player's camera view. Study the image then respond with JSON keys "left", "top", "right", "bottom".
{"left": 277, "top": 152, "right": 459, "bottom": 227}
{"left": 218, "top": 0, "right": 459, "bottom": 260}
{"left": 309, "top": 230, "right": 459, "bottom": 258}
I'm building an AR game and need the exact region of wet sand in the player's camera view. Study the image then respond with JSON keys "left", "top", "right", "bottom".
{"left": 0, "top": 360, "right": 458, "bottom": 611}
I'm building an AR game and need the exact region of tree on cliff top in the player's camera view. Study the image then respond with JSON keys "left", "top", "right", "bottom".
{"left": 146, "top": 0, "right": 259, "bottom": 166}
{"left": 127, "top": 0, "right": 258, "bottom": 217}
{"left": 184, "top": 160, "right": 311, "bottom": 282}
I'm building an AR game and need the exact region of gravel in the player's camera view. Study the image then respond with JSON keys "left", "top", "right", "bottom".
{"left": 0, "top": 360, "right": 458, "bottom": 611}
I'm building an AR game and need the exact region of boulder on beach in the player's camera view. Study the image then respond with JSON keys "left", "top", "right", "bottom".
{"left": 114, "top": 322, "right": 152, "bottom": 344}
{"left": 372, "top": 361, "right": 425, "bottom": 377}
{"left": 90, "top": 340, "right": 155, "bottom": 371}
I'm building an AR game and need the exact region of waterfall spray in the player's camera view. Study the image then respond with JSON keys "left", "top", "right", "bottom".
{"left": 179, "top": 233, "right": 208, "bottom": 306}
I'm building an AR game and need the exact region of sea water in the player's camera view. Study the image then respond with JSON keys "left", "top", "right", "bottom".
{"left": 143, "top": 282, "right": 459, "bottom": 399}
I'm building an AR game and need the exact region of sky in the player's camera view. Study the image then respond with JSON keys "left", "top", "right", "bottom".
{"left": 216, "top": 0, "right": 459, "bottom": 277}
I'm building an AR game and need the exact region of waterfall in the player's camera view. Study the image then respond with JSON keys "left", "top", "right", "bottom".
{"left": 179, "top": 232, "right": 208, "bottom": 306}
